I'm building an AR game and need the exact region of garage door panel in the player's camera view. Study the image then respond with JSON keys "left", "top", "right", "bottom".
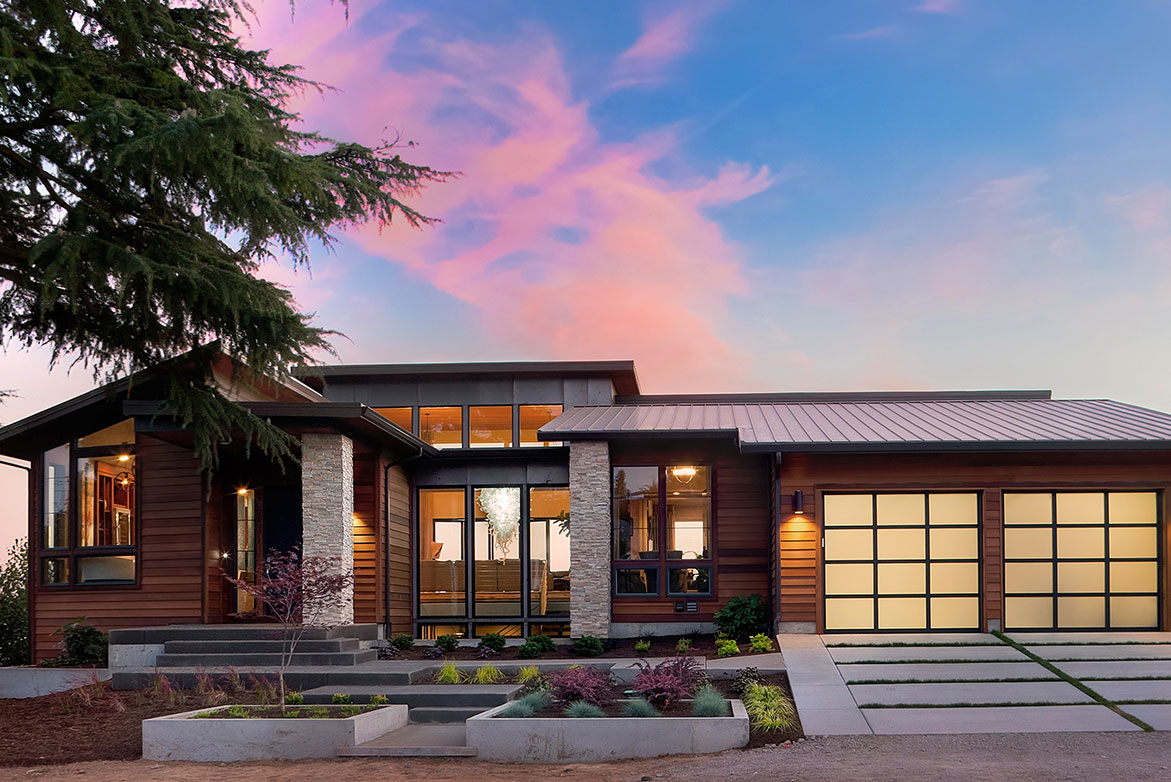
{"left": 876, "top": 494, "right": 924, "bottom": 526}
{"left": 825, "top": 598, "right": 874, "bottom": 631}
{"left": 824, "top": 494, "right": 873, "bottom": 527}
{"left": 1006, "top": 596, "right": 1054, "bottom": 628}
{"left": 1110, "top": 561, "right": 1158, "bottom": 593}
{"left": 930, "top": 528, "right": 978, "bottom": 560}
{"left": 877, "top": 528, "right": 924, "bottom": 560}
{"left": 1108, "top": 492, "right": 1157, "bottom": 525}
{"left": 930, "top": 562, "right": 979, "bottom": 594}
{"left": 1006, "top": 562, "right": 1053, "bottom": 594}
{"left": 1058, "top": 596, "right": 1106, "bottom": 628}
{"left": 929, "top": 493, "right": 978, "bottom": 526}
{"left": 1057, "top": 492, "right": 1105, "bottom": 525}
{"left": 1056, "top": 527, "right": 1104, "bottom": 559}
{"left": 930, "top": 597, "right": 979, "bottom": 629}
{"left": 1110, "top": 527, "right": 1157, "bottom": 559}
{"left": 1004, "top": 493, "right": 1053, "bottom": 525}
{"left": 1110, "top": 596, "right": 1159, "bottom": 628}
{"left": 825, "top": 529, "right": 874, "bottom": 561}
{"left": 1057, "top": 562, "right": 1105, "bottom": 594}
{"left": 1005, "top": 528, "right": 1053, "bottom": 558}
{"left": 825, "top": 563, "right": 872, "bottom": 596}
{"left": 878, "top": 597, "right": 926, "bottom": 629}
{"left": 878, "top": 563, "right": 925, "bottom": 595}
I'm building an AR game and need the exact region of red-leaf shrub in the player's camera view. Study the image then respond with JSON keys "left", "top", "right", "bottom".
{"left": 632, "top": 656, "right": 702, "bottom": 709}
{"left": 548, "top": 665, "right": 614, "bottom": 706}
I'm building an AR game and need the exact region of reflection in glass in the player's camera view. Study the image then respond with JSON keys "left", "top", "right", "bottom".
{"left": 520, "top": 405, "right": 563, "bottom": 447}
{"left": 667, "top": 566, "right": 710, "bottom": 595}
{"left": 469, "top": 406, "right": 513, "bottom": 448}
{"left": 419, "top": 489, "right": 466, "bottom": 616}
{"left": 42, "top": 444, "right": 70, "bottom": 549}
{"left": 420, "top": 407, "right": 463, "bottom": 449}
{"left": 529, "top": 488, "right": 570, "bottom": 615}
{"left": 373, "top": 407, "right": 413, "bottom": 432}
{"left": 615, "top": 567, "right": 657, "bottom": 594}
{"left": 666, "top": 466, "right": 710, "bottom": 559}
{"left": 42, "top": 558, "right": 68, "bottom": 585}
{"left": 77, "top": 555, "right": 136, "bottom": 583}
{"left": 77, "top": 454, "right": 136, "bottom": 547}
{"left": 474, "top": 487, "right": 522, "bottom": 616}
{"left": 236, "top": 490, "right": 257, "bottom": 613}
{"left": 613, "top": 467, "right": 659, "bottom": 560}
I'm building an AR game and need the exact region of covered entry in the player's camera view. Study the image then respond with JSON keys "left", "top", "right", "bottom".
{"left": 1003, "top": 491, "right": 1161, "bottom": 630}
{"left": 823, "top": 492, "right": 981, "bottom": 631}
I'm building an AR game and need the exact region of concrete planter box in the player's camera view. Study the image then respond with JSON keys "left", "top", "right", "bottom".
{"left": 142, "top": 704, "right": 407, "bottom": 761}
{"left": 0, "top": 667, "right": 109, "bottom": 699}
{"left": 466, "top": 699, "right": 749, "bottom": 762}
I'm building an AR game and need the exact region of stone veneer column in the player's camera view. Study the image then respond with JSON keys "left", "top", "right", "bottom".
{"left": 569, "top": 440, "right": 611, "bottom": 638}
{"left": 300, "top": 432, "right": 354, "bottom": 626}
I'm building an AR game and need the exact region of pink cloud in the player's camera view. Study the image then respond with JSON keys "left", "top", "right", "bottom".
{"left": 239, "top": 2, "right": 772, "bottom": 391}
{"left": 835, "top": 25, "right": 900, "bottom": 41}
{"left": 611, "top": 2, "right": 723, "bottom": 89}
{"left": 1106, "top": 187, "right": 1171, "bottom": 233}
{"left": 911, "top": 0, "right": 962, "bottom": 14}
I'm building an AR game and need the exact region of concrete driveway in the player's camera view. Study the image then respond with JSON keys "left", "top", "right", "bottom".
{"left": 778, "top": 631, "right": 1171, "bottom": 735}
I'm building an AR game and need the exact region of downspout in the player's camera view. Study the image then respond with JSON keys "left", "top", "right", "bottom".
{"left": 773, "top": 452, "right": 783, "bottom": 635}
{"left": 1, "top": 457, "right": 33, "bottom": 663}
{"left": 382, "top": 445, "right": 427, "bottom": 638}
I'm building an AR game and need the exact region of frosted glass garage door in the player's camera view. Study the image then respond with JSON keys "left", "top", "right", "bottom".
{"left": 1004, "top": 491, "right": 1160, "bottom": 630}
{"left": 824, "top": 493, "right": 981, "bottom": 631}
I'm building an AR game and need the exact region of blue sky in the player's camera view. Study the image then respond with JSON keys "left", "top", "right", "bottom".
{"left": 4, "top": 0, "right": 1171, "bottom": 551}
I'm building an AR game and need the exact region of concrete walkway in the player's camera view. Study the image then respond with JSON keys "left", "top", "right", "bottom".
{"left": 777, "top": 634, "right": 872, "bottom": 735}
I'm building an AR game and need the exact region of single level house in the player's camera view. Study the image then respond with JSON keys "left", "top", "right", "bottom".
{"left": 2, "top": 352, "right": 1168, "bottom": 660}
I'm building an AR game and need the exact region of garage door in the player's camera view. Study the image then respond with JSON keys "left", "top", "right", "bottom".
{"left": 1004, "top": 491, "right": 1160, "bottom": 630}
{"left": 824, "top": 493, "right": 981, "bottom": 631}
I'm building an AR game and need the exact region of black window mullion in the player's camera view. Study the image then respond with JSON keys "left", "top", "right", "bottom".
{"left": 872, "top": 494, "right": 879, "bottom": 632}
{"left": 1103, "top": 492, "right": 1111, "bottom": 628}
{"left": 923, "top": 492, "right": 931, "bottom": 630}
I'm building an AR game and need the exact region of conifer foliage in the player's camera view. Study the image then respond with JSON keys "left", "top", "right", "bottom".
{"left": 0, "top": 1, "right": 447, "bottom": 465}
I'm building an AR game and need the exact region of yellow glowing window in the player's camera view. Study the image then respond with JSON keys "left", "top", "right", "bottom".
{"left": 469, "top": 406, "right": 513, "bottom": 448}
{"left": 420, "top": 407, "right": 463, "bottom": 449}
{"left": 520, "top": 405, "right": 563, "bottom": 447}
{"left": 374, "top": 407, "right": 413, "bottom": 432}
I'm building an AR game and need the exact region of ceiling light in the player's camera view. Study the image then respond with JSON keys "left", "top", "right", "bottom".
{"left": 117, "top": 454, "right": 130, "bottom": 463}
{"left": 238, "top": 488, "right": 249, "bottom": 496}
{"left": 670, "top": 466, "right": 697, "bottom": 483}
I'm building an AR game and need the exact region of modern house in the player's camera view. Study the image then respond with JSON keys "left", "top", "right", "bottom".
{"left": 2, "top": 352, "right": 1169, "bottom": 661}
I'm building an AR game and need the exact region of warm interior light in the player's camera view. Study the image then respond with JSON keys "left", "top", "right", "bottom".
{"left": 237, "top": 488, "right": 249, "bottom": 496}
{"left": 670, "top": 466, "right": 698, "bottom": 483}
{"left": 117, "top": 454, "right": 130, "bottom": 463}
{"left": 120, "top": 478, "right": 130, "bottom": 487}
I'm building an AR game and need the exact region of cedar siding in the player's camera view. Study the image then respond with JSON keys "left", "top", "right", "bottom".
{"left": 386, "top": 463, "right": 412, "bottom": 633}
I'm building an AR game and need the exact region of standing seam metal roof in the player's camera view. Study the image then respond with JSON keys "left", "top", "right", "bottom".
{"left": 538, "top": 399, "right": 1171, "bottom": 451}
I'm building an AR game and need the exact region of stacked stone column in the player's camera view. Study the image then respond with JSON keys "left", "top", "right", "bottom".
{"left": 569, "top": 440, "right": 611, "bottom": 638}
{"left": 300, "top": 433, "right": 355, "bottom": 626}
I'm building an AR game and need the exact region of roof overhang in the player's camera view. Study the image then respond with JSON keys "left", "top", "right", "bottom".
{"left": 295, "top": 360, "right": 641, "bottom": 396}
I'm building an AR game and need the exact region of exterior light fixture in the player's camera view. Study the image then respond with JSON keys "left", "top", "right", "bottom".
{"left": 117, "top": 454, "right": 130, "bottom": 463}
{"left": 237, "top": 488, "right": 249, "bottom": 496}
{"left": 793, "top": 490, "right": 805, "bottom": 514}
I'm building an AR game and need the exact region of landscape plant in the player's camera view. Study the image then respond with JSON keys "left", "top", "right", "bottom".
{"left": 527, "top": 634, "right": 557, "bottom": 653}
{"left": 516, "top": 639, "right": 543, "bottom": 659}
{"left": 469, "top": 664, "right": 504, "bottom": 684}
{"left": 691, "top": 685, "right": 731, "bottom": 717}
{"left": 548, "top": 665, "right": 614, "bottom": 706}
{"left": 517, "top": 665, "right": 543, "bottom": 685}
{"left": 479, "top": 633, "right": 507, "bottom": 652}
{"left": 517, "top": 690, "right": 553, "bottom": 710}
{"left": 41, "top": 617, "right": 107, "bottom": 667}
{"left": 571, "top": 635, "right": 604, "bottom": 657}
{"left": 631, "top": 656, "right": 702, "bottom": 709}
{"left": 634, "top": 638, "right": 652, "bottom": 654}
{"left": 742, "top": 682, "right": 799, "bottom": 733}
{"left": 368, "top": 694, "right": 390, "bottom": 706}
{"left": 621, "top": 697, "right": 661, "bottom": 718}
{"left": 390, "top": 633, "right": 415, "bottom": 651}
{"left": 729, "top": 667, "right": 762, "bottom": 696}
{"left": 675, "top": 638, "right": 693, "bottom": 654}
{"left": 716, "top": 638, "right": 740, "bottom": 658}
{"left": 0, "top": 538, "right": 29, "bottom": 666}
{"left": 285, "top": 691, "right": 305, "bottom": 705}
{"left": 713, "top": 594, "right": 768, "bottom": 641}
{"left": 434, "top": 661, "right": 462, "bottom": 684}
{"left": 435, "top": 634, "right": 461, "bottom": 653}
{"left": 564, "top": 701, "right": 605, "bottom": 718}
{"left": 749, "top": 633, "right": 774, "bottom": 653}
{"left": 499, "top": 701, "right": 535, "bottom": 718}
{"left": 223, "top": 547, "right": 354, "bottom": 711}
{"left": 331, "top": 693, "right": 352, "bottom": 705}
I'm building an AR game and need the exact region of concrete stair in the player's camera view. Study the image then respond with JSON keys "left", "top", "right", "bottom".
{"left": 337, "top": 724, "right": 477, "bottom": 757}
{"left": 154, "top": 649, "right": 377, "bottom": 667}
{"left": 301, "top": 684, "right": 521, "bottom": 723}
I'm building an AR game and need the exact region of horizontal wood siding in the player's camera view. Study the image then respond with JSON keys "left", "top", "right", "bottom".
{"left": 353, "top": 453, "right": 379, "bottom": 624}
{"left": 778, "top": 450, "right": 1171, "bottom": 633}
{"left": 386, "top": 463, "right": 412, "bottom": 632}
{"left": 32, "top": 435, "right": 205, "bottom": 660}
{"left": 611, "top": 452, "right": 771, "bottom": 623}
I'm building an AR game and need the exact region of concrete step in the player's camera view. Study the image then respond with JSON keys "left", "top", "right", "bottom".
{"left": 409, "top": 706, "right": 490, "bottom": 723}
{"left": 301, "top": 684, "right": 520, "bottom": 708}
{"left": 154, "top": 650, "right": 378, "bottom": 667}
{"left": 337, "top": 724, "right": 476, "bottom": 757}
{"left": 109, "top": 623, "right": 382, "bottom": 645}
{"left": 111, "top": 666, "right": 417, "bottom": 692}
{"left": 162, "top": 638, "right": 360, "bottom": 654}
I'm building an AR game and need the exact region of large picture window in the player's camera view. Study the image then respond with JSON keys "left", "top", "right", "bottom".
{"left": 39, "top": 419, "right": 138, "bottom": 586}
{"left": 418, "top": 488, "right": 467, "bottom": 617}
{"left": 612, "top": 465, "right": 712, "bottom": 597}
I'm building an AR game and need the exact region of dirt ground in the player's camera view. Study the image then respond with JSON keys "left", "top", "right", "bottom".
{"left": 3, "top": 733, "right": 1168, "bottom": 782}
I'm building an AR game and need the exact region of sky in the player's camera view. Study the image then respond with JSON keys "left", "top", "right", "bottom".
{"left": 4, "top": 0, "right": 1171, "bottom": 554}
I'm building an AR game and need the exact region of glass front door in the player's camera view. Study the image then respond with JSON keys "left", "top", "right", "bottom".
{"left": 234, "top": 489, "right": 258, "bottom": 614}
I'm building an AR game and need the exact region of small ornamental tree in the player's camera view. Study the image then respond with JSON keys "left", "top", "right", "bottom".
{"left": 0, "top": 538, "right": 30, "bottom": 666}
{"left": 223, "top": 546, "right": 353, "bottom": 711}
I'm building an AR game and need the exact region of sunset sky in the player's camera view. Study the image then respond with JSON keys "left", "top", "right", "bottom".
{"left": 4, "top": 0, "right": 1171, "bottom": 554}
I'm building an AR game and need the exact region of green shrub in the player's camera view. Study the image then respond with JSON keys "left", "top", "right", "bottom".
{"left": 516, "top": 640, "right": 542, "bottom": 659}
{"left": 479, "top": 633, "right": 507, "bottom": 652}
{"left": 434, "top": 661, "right": 462, "bottom": 684}
{"left": 0, "top": 539, "right": 29, "bottom": 666}
{"left": 526, "top": 634, "right": 557, "bottom": 653}
{"left": 469, "top": 664, "right": 504, "bottom": 684}
{"left": 713, "top": 594, "right": 767, "bottom": 641}
{"left": 284, "top": 691, "right": 304, "bottom": 705}
{"left": 675, "top": 638, "right": 693, "bottom": 654}
{"left": 42, "top": 618, "right": 107, "bottom": 667}
{"left": 331, "top": 693, "right": 352, "bottom": 705}
{"left": 563, "top": 700, "right": 605, "bottom": 718}
{"left": 499, "top": 701, "right": 535, "bottom": 718}
{"left": 389, "top": 633, "right": 415, "bottom": 651}
{"left": 716, "top": 639, "right": 740, "bottom": 658}
{"left": 742, "top": 682, "right": 799, "bottom": 733}
{"left": 730, "top": 666, "right": 763, "bottom": 696}
{"left": 748, "top": 633, "right": 774, "bottom": 653}
{"left": 517, "top": 665, "right": 543, "bottom": 684}
{"left": 571, "top": 635, "right": 603, "bottom": 657}
{"left": 621, "top": 697, "right": 661, "bottom": 718}
{"left": 691, "top": 685, "right": 731, "bottom": 717}
{"left": 368, "top": 694, "right": 389, "bottom": 706}
{"left": 518, "top": 690, "right": 553, "bottom": 710}
{"left": 435, "top": 634, "right": 461, "bottom": 653}
{"left": 633, "top": 639, "right": 651, "bottom": 654}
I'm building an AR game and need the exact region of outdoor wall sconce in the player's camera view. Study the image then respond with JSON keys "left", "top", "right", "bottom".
{"left": 793, "top": 490, "right": 805, "bottom": 514}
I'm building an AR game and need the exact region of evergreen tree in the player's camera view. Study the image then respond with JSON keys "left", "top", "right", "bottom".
{"left": 0, "top": 1, "right": 447, "bottom": 465}
{"left": 0, "top": 538, "right": 28, "bottom": 666}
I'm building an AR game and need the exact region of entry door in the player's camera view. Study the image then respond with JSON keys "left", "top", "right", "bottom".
{"left": 221, "top": 488, "right": 261, "bottom": 618}
{"left": 1003, "top": 491, "right": 1160, "bottom": 630}
{"left": 823, "top": 493, "right": 981, "bottom": 631}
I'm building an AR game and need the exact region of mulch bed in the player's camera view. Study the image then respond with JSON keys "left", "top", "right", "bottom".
{"left": 387, "top": 634, "right": 775, "bottom": 661}
{"left": 0, "top": 681, "right": 265, "bottom": 766}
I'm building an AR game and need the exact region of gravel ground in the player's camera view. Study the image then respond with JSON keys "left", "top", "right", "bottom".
{"left": 4, "top": 732, "right": 1169, "bottom": 782}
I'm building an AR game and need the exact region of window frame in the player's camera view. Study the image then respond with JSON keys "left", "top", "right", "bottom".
{"left": 611, "top": 463, "right": 716, "bottom": 599}
{"left": 371, "top": 404, "right": 567, "bottom": 451}
{"left": 37, "top": 425, "right": 141, "bottom": 589}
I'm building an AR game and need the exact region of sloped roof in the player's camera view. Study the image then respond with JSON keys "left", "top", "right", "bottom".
{"left": 539, "top": 397, "right": 1171, "bottom": 452}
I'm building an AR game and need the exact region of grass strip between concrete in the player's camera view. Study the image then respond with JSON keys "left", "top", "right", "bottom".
{"left": 847, "top": 677, "right": 1056, "bottom": 685}
{"left": 992, "top": 631, "right": 1154, "bottom": 732}
{"left": 859, "top": 701, "right": 1087, "bottom": 709}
